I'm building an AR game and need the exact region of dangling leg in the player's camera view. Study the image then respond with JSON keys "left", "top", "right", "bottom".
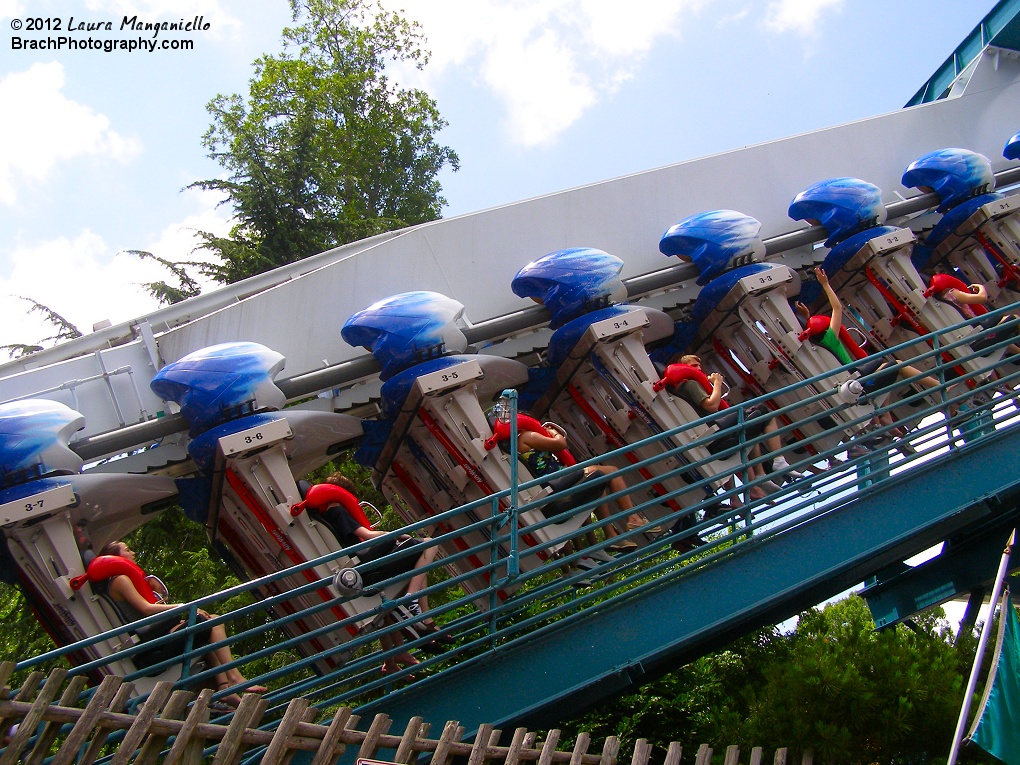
{"left": 588, "top": 464, "right": 647, "bottom": 532}
{"left": 199, "top": 615, "right": 267, "bottom": 697}
{"left": 380, "top": 615, "right": 418, "bottom": 675}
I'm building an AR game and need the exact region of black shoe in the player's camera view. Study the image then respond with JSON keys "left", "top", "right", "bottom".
{"left": 417, "top": 621, "right": 455, "bottom": 646}
{"left": 671, "top": 535, "right": 705, "bottom": 552}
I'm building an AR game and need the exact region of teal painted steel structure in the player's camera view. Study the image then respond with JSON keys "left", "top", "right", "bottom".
{"left": 10, "top": 311, "right": 1020, "bottom": 764}
{"left": 861, "top": 518, "right": 1020, "bottom": 630}
{"left": 360, "top": 422, "right": 1020, "bottom": 737}
{"left": 906, "top": 0, "right": 1020, "bottom": 106}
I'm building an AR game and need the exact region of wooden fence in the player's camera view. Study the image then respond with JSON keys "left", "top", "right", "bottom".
{"left": 0, "top": 664, "right": 815, "bottom": 765}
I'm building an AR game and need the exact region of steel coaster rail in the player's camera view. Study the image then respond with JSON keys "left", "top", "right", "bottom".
{"left": 64, "top": 168, "right": 1020, "bottom": 463}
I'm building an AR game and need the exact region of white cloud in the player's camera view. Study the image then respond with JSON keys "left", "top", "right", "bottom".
{"left": 0, "top": 62, "right": 141, "bottom": 205}
{"left": 395, "top": 0, "right": 701, "bottom": 148}
{"left": 0, "top": 189, "right": 230, "bottom": 351}
{"left": 719, "top": 6, "right": 751, "bottom": 26}
{"left": 763, "top": 0, "right": 843, "bottom": 36}
{"left": 0, "top": 0, "right": 23, "bottom": 20}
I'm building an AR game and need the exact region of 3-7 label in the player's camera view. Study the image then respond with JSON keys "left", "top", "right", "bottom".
{"left": 0, "top": 484, "right": 76, "bottom": 525}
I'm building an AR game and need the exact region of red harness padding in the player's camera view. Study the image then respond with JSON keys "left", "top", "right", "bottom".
{"left": 796, "top": 316, "right": 868, "bottom": 359}
{"left": 68, "top": 556, "right": 157, "bottom": 603}
{"left": 290, "top": 483, "right": 373, "bottom": 527}
{"left": 484, "top": 413, "right": 577, "bottom": 466}
{"left": 652, "top": 364, "right": 730, "bottom": 408}
{"left": 925, "top": 273, "right": 988, "bottom": 315}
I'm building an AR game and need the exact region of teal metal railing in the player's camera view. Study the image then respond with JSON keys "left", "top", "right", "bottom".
{"left": 10, "top": 303, "right": 1020, "bottom": 760}
{"left": 906, "top": 0, "right": 1020, "bottom": 106}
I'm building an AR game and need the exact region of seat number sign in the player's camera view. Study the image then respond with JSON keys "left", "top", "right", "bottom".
{"left": 0, "top": 483, "right": 76, "bottom": 525}
{"left": 416, "top": 359, "right": 483, "bottom": 394}
{"left": 219, "top": 418, "right": 294, "bottom": 456}
{"left": 983, "top": 194, "right": 1020, "bottom": 219}
{"left": 591, "top": 310, "right": 648, "bottom": 340}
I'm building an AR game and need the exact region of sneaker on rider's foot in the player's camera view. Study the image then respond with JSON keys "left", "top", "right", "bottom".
{"left": 562, "top": 568, "right": 593, "bottom": 587}
{"left": 607, "top": 538, "right": 638, "bottom": 553}
{"left": 586, "top": 548, "right": 616, "bottom": 563}
{"left": 772, "top": 455, "right": 804, "bottom": 481}
{"left": 896, "top": 439, "right": 917, "bottom": 456}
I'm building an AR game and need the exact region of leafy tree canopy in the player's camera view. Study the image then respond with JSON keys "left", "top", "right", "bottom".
{"left": 561, "top": 596, "right": 979, "bottom": 764}
{"left": 187, "top": 0, "right": 460, "bottom": 285}
{"left": 127, "top": 250, "right": 204, "bottom": 305}
{"left": 1, "top": 298, "right": 81, "bottom": 359}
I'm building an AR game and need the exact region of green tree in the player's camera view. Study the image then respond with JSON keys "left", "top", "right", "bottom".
{"left": 1, "top": 298, "right": 82, "bottom": 358}
{"left": 187, "top": 0, "right": 459, "bottom": 285}
{"left": 744, "top": 596, "right": 970, "bottom": 763}
{"left": 127, "top": 250, "right": 204, "bottom": 305}
{"left": 561, "top": 596, "right": 977, "bottom": 764}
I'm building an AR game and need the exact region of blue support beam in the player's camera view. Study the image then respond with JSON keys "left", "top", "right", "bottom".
{"left": 905, "top": 0, "right": 1020, "bottom": 106}
{"left": 360, "top": 425, "right": 1020, "bottom": 740}
{"left": 861, "top": 512, "right": 1020, "bottom": 629}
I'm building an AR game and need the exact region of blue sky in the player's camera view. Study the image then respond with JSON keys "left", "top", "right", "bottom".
{"left": 0, "top": 0, "right": 997, "bottom": 352}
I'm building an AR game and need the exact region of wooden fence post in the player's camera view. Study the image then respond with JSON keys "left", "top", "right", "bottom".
{"left": 0, "top": 669, "right": 818, "bottom": 765}
{"left": 210, "top": 693, "right": 267, "bottom": 765}
{"left": 311, "top": 707, "right": 357, "bottom": 765}
{"left": 133, "top": 688, "right": 195, "bottom": 765}
{"left": 394, "top": 716, "right": 426, "bottom": 764}
{"left": 599, "top": 735, "right": 620, "bottom": 765}
{"left": 503, "top": 727, "right": 529, "bottom": 765}
{"left": 261, "top": 696, "right": 312, "bottom": 765}
{"left": 569, "top": 732, "right": 592, "bottom": 765}
{"left": 467, "top": 723, "right": 495, "bottom": 765}
{"left": 538, "top": 730, "right": 561, "bottom": 765}
{"left": 0, "top": 668, "right": 67, "bottom": 765}
{"left": 431, "top": 718, "right": 462, "bottom": 765}
{"left": 26, "top": 674, "right": 89, "bottom": 765}
{"left": 358, "top": 713, "right": 394, "bottom": 760}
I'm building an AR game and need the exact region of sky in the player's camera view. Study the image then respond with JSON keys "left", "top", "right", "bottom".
{"left": 0, "top": 0, "right": 1000, "bottom": 353}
